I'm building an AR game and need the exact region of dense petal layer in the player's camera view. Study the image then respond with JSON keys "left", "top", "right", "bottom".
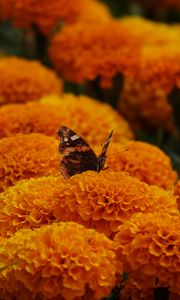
{"left": 0, "top": 133, "right": 59, "bottom": 192}
{"left": 0, "top": 171, "right": 178, "bottom": 237}
{"left": 114, "top": 212, "right": 180, "bottom": 295}
{"left": 0, "top": 222, "right": 118, "bottom": 300}
{"left": 49, "top": 21, "right": 142, "bottom": 87}
{"left": 106, "top": 141, "right": 177, "bottom": 189}
{"left": 0, "top": 94, "right": 134, "bottom": 144}
{"left": 0, "top": 0, "right": 111, "bottom": 34}
{"left": 0, "top": 0, "right": 84, "bottom": 34}
{"left": 119, "top": 17, "right": 180, "bottom": 130}
{"left": 0, "top": 57, "right": 62, "bottom": 105}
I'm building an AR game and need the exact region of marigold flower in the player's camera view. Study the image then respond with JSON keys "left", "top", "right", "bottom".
{"left": 0, "top": 94, "right": 134, "bottom": 144}
{"left": 0, "top": 0, "right": 83, "bottom": 34}
{"left": 49, "top": 21, "right": 142, "bottom": 87}
{"left": 0, "top": 0, "right": 111, "bottom": 34}
{"left": 119, "top": 77, "right": 175, "bottom": 131}
{"left": 118, "top": 17, "right": 180, "bottom": 130}
{"left": 121, "top": 17, "right": 180, "bottom": 46}
{"left": 0, "top": 222, "right": 119, "bottom": 300}
{"left": 106, "top": 141, "right": 177, "bottom": 189}
{"left": 0, "top": 133, "right": 59, "bottom": 192}
{"left": 0, "top": 171, "right": 178, "bottom": 238}
{"left": 114, "top": 212, "right": 180, "bottom": 295}
{"left": 0, "top": 57, "right": 62, "bottom": 105}
{"left": 174, "top": 180, "right": 180, "bottom": 211}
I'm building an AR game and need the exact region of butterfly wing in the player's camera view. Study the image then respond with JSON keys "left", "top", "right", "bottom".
{"left": 97, "top": 130, "right": 113, "bottom": 172}
{"left": 57, "top": 126, "right": 98, "bottom": 179}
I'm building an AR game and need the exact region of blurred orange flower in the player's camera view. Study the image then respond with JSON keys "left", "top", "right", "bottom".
{"left": 0, "top": 0, "right": 111, "bottom": 34}
{"left": 0, "top": 0, "right": 83, "bottom": 34}
{"left": 0, "top": 171, "right": 178, "bottom": 238}
{"left": 119, "top": 77, "right": 175, "bottom": 131}
{"left": 0, "top": 133, "right": 59, "bottom": 192}
{"left": 114, "top": 212, "right": 180, "bottom": 295}
{"left": 49, "top": 21, "right": 142, "bottom": 87}
{"left": 122, "top": 17, "right": 180, "bottom": 45}
{"left": 0, "top": 222, "right": 119, "bottom": 300}
{"left": 106, "top": 141, "right": 177, "bottom": 189}
{"left": 0, "top": 94, "right": 134, "bottom": 144}
{"left": 119, "top": 17, "right": 180, "bottom": 130}
{"left": 0, "top": 57, "right": 62, "bottom": 105}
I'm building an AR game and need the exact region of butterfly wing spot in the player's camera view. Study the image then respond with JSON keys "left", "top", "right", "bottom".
{"left": 71, "top": 134, "right": 80, "bottom": 141}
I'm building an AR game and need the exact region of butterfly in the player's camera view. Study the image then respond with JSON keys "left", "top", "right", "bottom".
{"left": 57, "top": 126, "right": 113, "bottom": 179}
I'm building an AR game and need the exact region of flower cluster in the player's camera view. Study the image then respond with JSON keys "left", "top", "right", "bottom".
{"left": 174, "top": 180, "right": 180, "bottom": 211}
{"left": 0, "top": 57, "right": 62, "bottom": 105}
{"left": 0, "top": 171, "right": 178, "bottom": 238}
{"left": 0, "top": 176, "right": 65, "bottom": 237}
{"left": 0, "top": 0, "right": 111, "bottom": 34}
{"left": 134, "top": 45, "right": 180, "bottom": 96}
{"left": 0, "top": 133, "right": 59, "bottom": 192}
{"left": 106, "top": 141, "right": 177, "bottom": 189}
{"left": 0, "top": 0, "right": 84, "bottom": 34}
{"left": 0, "top": 94, "right": 134, "bottom": 144}
{"left": 119, "top": 17, "right": 180, "bottom": 130}
{"left": 49, "top": 21, "right": 142, "bottom": 87}
{"left": 0, "top": 222, "right": 119, "bottom": 300}
{"left": 114, "top": 212, "right": 180, "bottom": 295}
{"left": 119, "top": 77, "right": 175, "bottom": 131}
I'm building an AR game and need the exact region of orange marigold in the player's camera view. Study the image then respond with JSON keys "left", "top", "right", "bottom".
{"left": 121, "top": 17, "right": 180, "bottom": 46}
{"left": 118, "top": 17, "right": 180, "bottom": 130}
{"left": 174, "top": 180, "right": 180, "bottom": 211}
{"left": 0, "top": 94, "right": 134, "bottom": 144}
{"left": 119, "top": 77, "right": 175, "bottom": 131}
{"left": 0, "top": 0, "right": 84, "bottom": 34}
{"left": 49, "top": 21, "right": 142, "bottom": 87}
{"left": 0, "top": 56, "right": 62, "bottom": 105}
{"left": 0, "top": 222, "right": 119, "bottom": 300}
{"left": 0, "top": 171, "right": 178, "bottom": 238}
{"left": 0, "top": 133, "right": 59, "bottom": 192}
{"left": 106, "top": 141, "right": 177, "bottom": 189}
{"left": 114, "top": 212, "right": 180, "bottom": 295}
{"left": 0, "top": 0, "right": 111, "bottom": 34}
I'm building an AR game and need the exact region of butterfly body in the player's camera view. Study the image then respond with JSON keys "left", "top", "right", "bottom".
{"left": 57, "top": 126, "right": 113, "bottom": 179}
